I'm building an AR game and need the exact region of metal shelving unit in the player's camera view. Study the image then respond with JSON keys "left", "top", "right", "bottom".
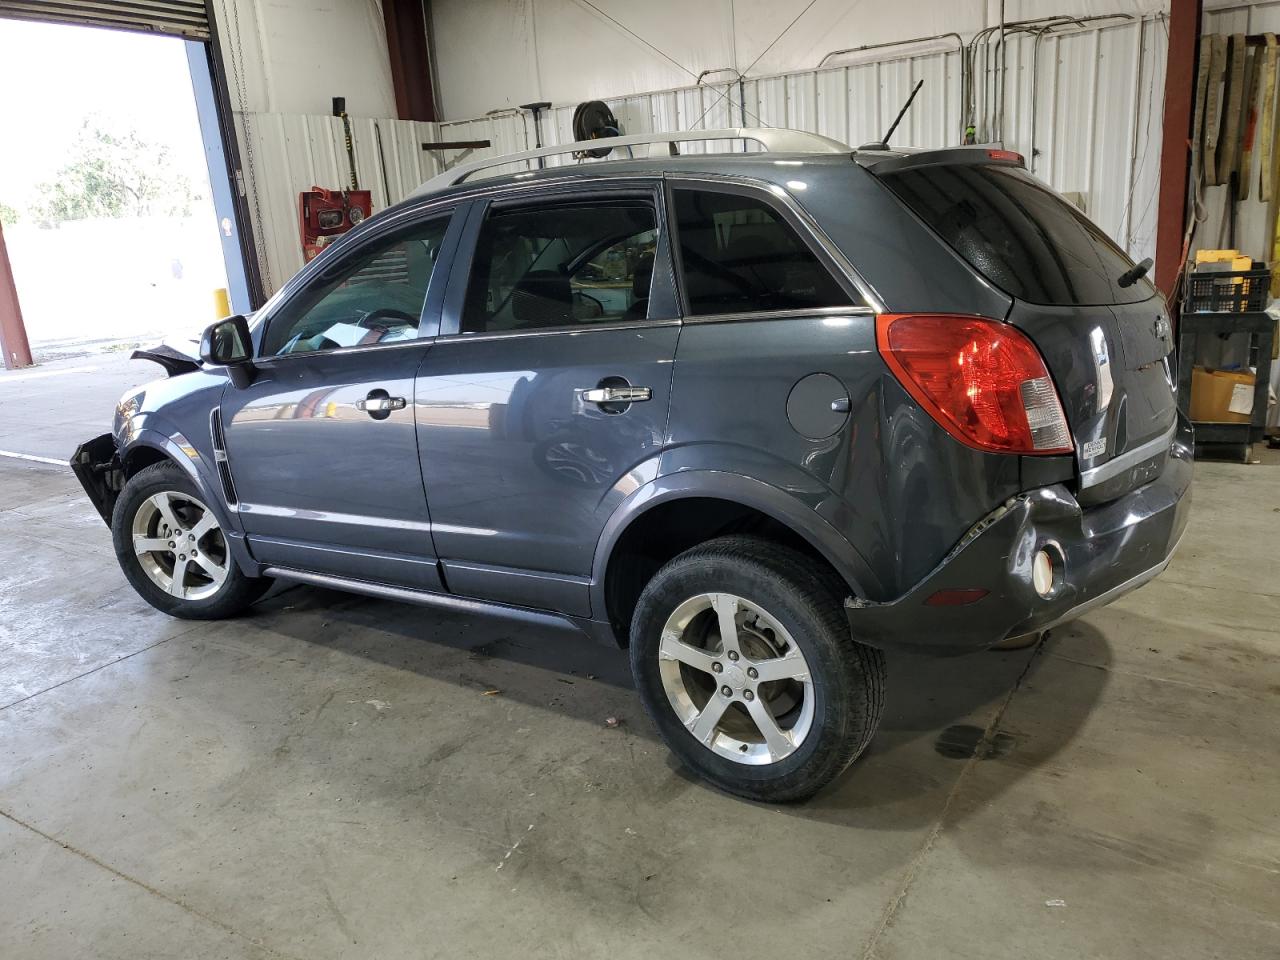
{"left": 1175, "top": 311, "right": 1276, "bottom": 458}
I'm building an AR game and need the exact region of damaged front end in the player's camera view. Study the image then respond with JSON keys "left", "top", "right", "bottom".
{"left": 70, "top": 434, "right": 124, "bottom": 525}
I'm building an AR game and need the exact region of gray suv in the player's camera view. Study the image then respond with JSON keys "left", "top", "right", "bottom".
{"left": 72, "top": 129, "right": 1191, "bottom": 801}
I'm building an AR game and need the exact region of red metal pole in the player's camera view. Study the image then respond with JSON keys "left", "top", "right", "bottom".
{"left": 1154, "top": 0, "right": 1204, "bottom": 297}
{"left": 0, "top": 219, "right": 34, "bottom": 370}
{"left": 382, "top": 0, "right": 437, "bottom": 122}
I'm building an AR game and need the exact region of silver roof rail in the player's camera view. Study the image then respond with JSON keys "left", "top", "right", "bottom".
{"left": 412, "top": 127, "right": 851, "bottom": 196}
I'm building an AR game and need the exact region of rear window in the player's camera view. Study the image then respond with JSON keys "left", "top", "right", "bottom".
{"left": 880, "top": 164, "right": 1152, "bottom": 306}
{"left": 672, "top": 188, "right": 855, "bottom": 315}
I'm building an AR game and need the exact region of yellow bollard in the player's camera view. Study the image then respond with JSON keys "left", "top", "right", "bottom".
{"left": 213, "top": 287, "right": 231, "bottom": 320}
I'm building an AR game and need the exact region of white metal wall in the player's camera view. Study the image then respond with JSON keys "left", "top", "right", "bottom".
{"left": 234, "top": 113, "right": 443, "bottom": 291}
{"left": 433, "top": 14, "right": 1169, "bottom": 256}
{"left": 237, "top": 13, "right": 1171, "bottom": 297}
{"left": 429, "top": 0, "right": 1170, "bottom": 121}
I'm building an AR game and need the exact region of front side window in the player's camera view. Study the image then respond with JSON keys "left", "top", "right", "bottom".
{"left": 263, "top": 215, "right": 450, "bottom": 356}
{"left": 672, "top": 188, "right": 854, "bottom": 316}
{"left": 462, "top": 199, "right": 658, "bottom": 334}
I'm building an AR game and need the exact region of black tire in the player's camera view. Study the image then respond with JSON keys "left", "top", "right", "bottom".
{"left": 630, "top": 535, "right": 885, "bottom": 802}
{"left": 111, "top": 461, "right": 271, "bottom": 619}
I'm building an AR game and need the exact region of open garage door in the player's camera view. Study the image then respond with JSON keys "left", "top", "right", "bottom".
{"left": 0, "top": 1, "right": 208, "bottom": 39}
{"left": 0, "top": 0, "right": 264, "bottom": 313}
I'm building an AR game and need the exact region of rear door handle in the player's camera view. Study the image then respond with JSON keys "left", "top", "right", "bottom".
{"left": 579, "top": 386, "right": 652, "bottom": 404}
{"left": 356, "top": 396, "right": 407, "bottom": 412}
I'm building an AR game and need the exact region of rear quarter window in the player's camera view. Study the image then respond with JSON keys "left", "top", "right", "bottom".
{"left": 880, "top": 165, "right": 1154, "bottom": 306}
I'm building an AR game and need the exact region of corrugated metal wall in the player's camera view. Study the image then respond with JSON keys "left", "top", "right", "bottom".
{"left": 438, "top": 13, "right": 1169, "bottom": 252}
{"left": 236, "top": 12, "right": 1170, "bottom": 298}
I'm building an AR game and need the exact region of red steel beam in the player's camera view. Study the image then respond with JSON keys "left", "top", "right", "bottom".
{"left": 0, "top": 219, "right": 33, "bottom": 370}
{"left": 1154, "top": 0, "right": 1204, "bottom": 297}
{"left": 383, "top": 0, "right": 437, "bottom": 122}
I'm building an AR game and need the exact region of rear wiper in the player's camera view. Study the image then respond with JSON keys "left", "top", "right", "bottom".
{"left": 1117, "top": 256, "right": 1153, "bottom": 288}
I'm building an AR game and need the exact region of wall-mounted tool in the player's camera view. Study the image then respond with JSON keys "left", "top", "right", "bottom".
{"left": 298, "top": 186, "right": 372, "bottom": 263}
{"left": 520, "top": 101, "right": 553, "bottom": 167}
{"left": 571, "top": 100, "right": 622, "bottom": 158}
{"left": 333, "top": 96, "right": 359, "bottom": 191}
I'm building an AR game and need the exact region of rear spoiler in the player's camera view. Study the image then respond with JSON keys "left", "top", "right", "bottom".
{"left": 853, "top": 146, "right": 1025, "bottom": 175}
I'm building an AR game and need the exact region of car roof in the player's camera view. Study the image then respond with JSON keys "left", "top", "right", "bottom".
{"left": 392, "top": 151, "right": 874, "bottom": 218}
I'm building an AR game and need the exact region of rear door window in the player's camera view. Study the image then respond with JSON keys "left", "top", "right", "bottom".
{"left": 880, "top": 164, "right": 1152, "bottom": 306}
{"left": 671, "top": 188, "right": 855, "bottom": 315}
{"left": 461, "top": 199, "right": 658, "bottom": 333}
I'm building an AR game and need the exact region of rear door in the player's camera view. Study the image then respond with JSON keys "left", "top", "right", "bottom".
{"left": 414, "top": 183, "right": 680, "bottom": 617}
{"left": 878, "top": 162, "right": 1176, "bottom": 502}
{"left": 222, "top": 207, "right": 462, "bottom": 589}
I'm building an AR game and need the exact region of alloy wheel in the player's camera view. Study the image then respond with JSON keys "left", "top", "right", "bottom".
{"left": 130, "top": 490, "right": 230, "bottom": 601}
{"left": 658, "top": 592, "right": 815, "bottom": 765}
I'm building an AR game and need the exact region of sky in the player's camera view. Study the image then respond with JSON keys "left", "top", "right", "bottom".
{"left": 0, "top": 19, "right": 215, "bottom": 212}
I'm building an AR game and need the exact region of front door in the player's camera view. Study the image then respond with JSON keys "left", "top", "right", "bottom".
{"left": 415, "top": 187, "right": 680, "bottom": 616}
{"left": 221, "top": 209, "right": 458, "bottom": 589}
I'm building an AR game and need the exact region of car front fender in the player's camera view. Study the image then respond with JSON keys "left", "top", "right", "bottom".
{"left": 116, "top": 419, "right": 259, "bottom": 577}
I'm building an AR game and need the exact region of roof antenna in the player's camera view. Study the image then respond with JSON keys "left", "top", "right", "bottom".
{"left": 860, "top": 79, "right": 925, "bottom": 151}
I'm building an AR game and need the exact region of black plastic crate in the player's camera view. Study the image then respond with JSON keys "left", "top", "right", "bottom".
{"left": 1185, "top": 267, "right": 1271, "bottom": 313}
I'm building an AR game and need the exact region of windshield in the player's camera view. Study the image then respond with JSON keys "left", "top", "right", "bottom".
{"left": 880, "top": 164, "right": 1154, "bottom": 306}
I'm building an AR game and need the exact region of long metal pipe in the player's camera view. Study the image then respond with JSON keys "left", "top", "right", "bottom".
{"left": 817, "top": 32, "right": 964, "bottom": 68}
{"left": 696, "top": 67, "right": 749, "bottom": 143}
{"left": 966, "top": 14, "right": 1134, "bottom": 139}
{"left": 966, "top": 13, "right": 1136, "bottom": 145}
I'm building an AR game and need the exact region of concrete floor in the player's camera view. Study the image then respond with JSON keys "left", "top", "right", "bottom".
{"left": 1, "top": 438, "right": 1278, "bottom": 957}
{"left": 0, "top": 351, "right": 157, "bottom": 462}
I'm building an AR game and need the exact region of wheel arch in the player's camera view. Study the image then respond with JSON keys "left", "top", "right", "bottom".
{"left": 117, "top": 428, "right": 257, "bottom": 576}
{"left": 592, "top": 471, "right": 877, "bottom": 645}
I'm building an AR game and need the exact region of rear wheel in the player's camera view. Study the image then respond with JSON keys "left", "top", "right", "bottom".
{"left": 111, "top": 461, "right": 271, "bottom": 619}
{"left": 630, "top": 535, "right": 885, "bottom": 802}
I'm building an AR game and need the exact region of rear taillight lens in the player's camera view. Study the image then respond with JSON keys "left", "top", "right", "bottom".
{"left": 876, "top": 314, "right": 1073, "bottom": 454}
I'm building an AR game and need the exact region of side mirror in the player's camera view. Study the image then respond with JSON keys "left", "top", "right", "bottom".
{"left": 200, "top": 314, "right": 252, "bottom": 366}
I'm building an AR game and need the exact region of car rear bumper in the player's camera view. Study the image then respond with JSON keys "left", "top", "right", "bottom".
{"left": 846, "top": 416, "right": 1193, "bottom": 654}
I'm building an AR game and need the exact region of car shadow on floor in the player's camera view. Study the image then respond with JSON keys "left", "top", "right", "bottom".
{"left": 252, "top": 584, "right": 1110, "bottom": 825}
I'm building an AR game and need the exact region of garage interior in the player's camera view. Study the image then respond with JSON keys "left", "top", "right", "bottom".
{"left": 0, "top": 1, "right": 1277, "bottom": 958}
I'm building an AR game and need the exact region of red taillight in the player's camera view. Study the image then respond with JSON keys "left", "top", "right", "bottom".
{"left": 987, "top": 149, "right": 1025, "bottom": 165}
{"left": 876, "top": 314, "right": 1073, "bottom": 455}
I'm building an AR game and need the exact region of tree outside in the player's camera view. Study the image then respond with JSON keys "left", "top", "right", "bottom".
{"left": 27, "top": 123, "right": 199, "bottom": 224}
{"left": 0, "top": 19, "right": 227, "bottom": 359}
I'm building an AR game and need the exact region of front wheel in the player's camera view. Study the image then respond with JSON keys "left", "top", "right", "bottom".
{"left": 630, "top": 536, "right": 885, "bottom": 802}
{"left": 111, "top": 461, "right": 271, "bottom": 619}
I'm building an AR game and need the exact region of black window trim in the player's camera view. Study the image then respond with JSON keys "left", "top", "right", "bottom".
{"left": 435, "top": 179, "right": 681, "bottom": 341}
{"left": 252, "top": 204, "right": 461, "bottom": 364}
{"left": 662, "top": 174, "right": 883, "bottom": 319}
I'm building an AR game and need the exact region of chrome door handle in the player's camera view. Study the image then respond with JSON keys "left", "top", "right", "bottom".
{"left": 355, "top": 396, "right": 407, "bottom": 412}
{"left": 580, "top": 386, "right": 652, "bottom": 404}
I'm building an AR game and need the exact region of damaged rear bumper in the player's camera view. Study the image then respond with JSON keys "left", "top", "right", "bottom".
{"left": 847, "top": 417, "right": 1194, "bottom": 654}
{"left": 70, "top": 433, "right": 123, "bottom": 525}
